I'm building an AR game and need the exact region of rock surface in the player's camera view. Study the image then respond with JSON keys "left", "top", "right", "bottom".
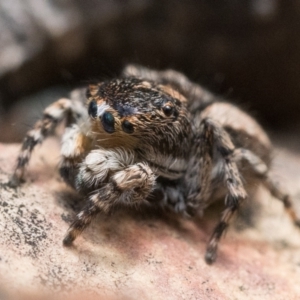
{"left": 0, "top": 137, "right": 300, "bottom": 299}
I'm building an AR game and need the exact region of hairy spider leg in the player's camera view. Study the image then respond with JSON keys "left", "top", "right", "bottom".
{"left": 264, "top": 177, "right": 300, "bottom": 227}
{"left": 201, "top": 119, "right": 247, "bottom": 264}
{"left": 233, "top": 149, "right": 300, "bottom": 228}
{"left": 10, "top": 98, "right": 86, "bottom": 186}
{"left": 63, "top": 163, "right": 156, "bottom": 245}
{"left": 183, "top": 120, "right": 215, "bottom": 216}
{"left": 232, "top": 148, "right": 269, "bottom": 176}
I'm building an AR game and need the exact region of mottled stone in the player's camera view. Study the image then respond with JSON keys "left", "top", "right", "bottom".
{"left": 0, "top": 138, "right": 300, "bottom": 299}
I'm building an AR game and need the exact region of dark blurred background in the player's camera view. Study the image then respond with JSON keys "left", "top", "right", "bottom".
{"left": 0, "top": 0, "right": 300, "bottom": 142}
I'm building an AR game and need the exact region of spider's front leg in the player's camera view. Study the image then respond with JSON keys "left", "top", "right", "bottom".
{"left": 63, "top": 162, "right": 156, "bottom": 246}
{"left": 187, "top": 119, "right": 247, "bottom": 264}
{"left": 10, "top": 94, "right": 86, "bottom": 186}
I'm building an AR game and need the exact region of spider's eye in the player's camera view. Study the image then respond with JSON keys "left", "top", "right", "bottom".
{"left": 122, "top": 120, "right": 134, "bottom": 134}
{"left": 162, "top": 105, "right": 174, "bottom": 116}
{"left": 88, "top": 100, "right": 97, "bottom": 118}
{"left": 101, "top": 112, "right": 115, "bottom": 133}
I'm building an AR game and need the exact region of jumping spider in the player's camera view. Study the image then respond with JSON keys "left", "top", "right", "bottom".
{"left": 10, "top": 64, "right": 300, "bottom": 264}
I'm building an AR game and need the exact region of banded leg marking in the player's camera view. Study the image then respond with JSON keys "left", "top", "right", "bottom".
{"left": 202, "top": 119, "right": 247, "bottom": 264}
{"left": 63, "top": 163, "right": 156, "bottom": 245}
{"left": 10, "top": 98, "right": 74, "bottom": 186}
{"left": 264, "top": 177, "right": 300, "bottom": 227}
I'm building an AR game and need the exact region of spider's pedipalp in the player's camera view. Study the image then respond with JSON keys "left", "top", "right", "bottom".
{"left": 63, "top": 163, "right": 156, "bottom": 245}
{"left": 75, "top": 148, "right": 135, "bottom": 192}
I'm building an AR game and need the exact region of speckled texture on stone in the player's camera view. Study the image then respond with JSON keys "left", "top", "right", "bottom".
{"left": 0, "top": 139, "right": 300, "bottom": 300}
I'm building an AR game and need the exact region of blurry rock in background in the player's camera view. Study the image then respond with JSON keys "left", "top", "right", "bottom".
{"left": 0, "top": 0, "right": 300, "bottom": 142}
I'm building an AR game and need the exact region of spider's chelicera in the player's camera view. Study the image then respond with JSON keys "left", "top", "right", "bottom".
{"left": 10, "top": 65, "right": 300, "bottom": 264}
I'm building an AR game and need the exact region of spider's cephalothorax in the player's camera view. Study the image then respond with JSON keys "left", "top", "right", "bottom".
{"left": 86, "top": 78, "right": 192, "bottom": 180}
{"left": 10, "top": 65, "right": 300, "bottom": 264}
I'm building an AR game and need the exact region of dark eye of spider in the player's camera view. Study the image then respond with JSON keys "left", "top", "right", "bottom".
{"left": 101, "top": 112, "right": 115, "bottom": 133}
{"left": 88, "top": 100, "right": 97, "bottom": 118}
{"left": 162, "top": 105, "right": 174, "bottom": 116}
{"left": 122, "top": 120, "right": 134, "bottom": 134}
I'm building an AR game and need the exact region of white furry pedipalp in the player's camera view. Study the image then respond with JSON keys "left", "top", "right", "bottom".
{"left": 78, "top": 148, "right": 136, "bottom": 187}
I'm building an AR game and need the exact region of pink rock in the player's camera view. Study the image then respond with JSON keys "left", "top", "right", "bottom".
{"left": 0, "top": 139, "right": 300, "bottom": 299}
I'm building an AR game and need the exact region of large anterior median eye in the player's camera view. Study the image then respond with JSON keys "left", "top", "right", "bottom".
{"left": 88, "top": 100, "right": 97, "bottom": 118}
{"left": 101, "top": 112, "right": 115, "bottom": 133}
